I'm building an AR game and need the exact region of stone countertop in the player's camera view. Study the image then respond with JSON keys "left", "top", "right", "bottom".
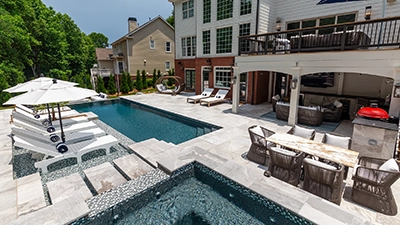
{"left": 352, "top": 117, "right": 398, "bottom": 131}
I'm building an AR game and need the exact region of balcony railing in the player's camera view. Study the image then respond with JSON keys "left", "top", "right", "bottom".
{"left": 238, "top": 16, "right": 400, "bottom": 56}
{"left": 90, "top": 68, "right": 114, "bottom": 77}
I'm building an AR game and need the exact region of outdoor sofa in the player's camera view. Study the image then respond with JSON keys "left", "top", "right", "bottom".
{"left": 275, "top": 102, "right": 323, "bottom": 126}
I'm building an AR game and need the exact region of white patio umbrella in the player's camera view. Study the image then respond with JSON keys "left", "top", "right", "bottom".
{"left": 3, "top": 77, "right": 78, "bottom": 93}
{"left": 3, "top": 77, "right": 79, "bottom": 122}
{"left": 4, "top": 79, "right": 98, "bottom": 145}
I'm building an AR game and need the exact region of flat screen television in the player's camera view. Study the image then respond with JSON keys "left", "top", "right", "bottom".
{"left": 301, "top": 72, "right": 334, "bottom": 88}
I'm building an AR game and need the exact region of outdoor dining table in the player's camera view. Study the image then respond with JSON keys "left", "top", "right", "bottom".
{"left": 265, "top": 133, "right": 359, "bottom": 168}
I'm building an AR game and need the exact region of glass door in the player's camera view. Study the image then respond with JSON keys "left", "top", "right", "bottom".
{"left": 202, "top": 68, "right": 210, "bottom": 90}
{"left": 185, "top": 70, "right": 195, "bottom": 90}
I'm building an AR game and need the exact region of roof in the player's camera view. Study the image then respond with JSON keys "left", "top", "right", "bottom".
{"left": 111, "top": 15, "right": 174, "bottom": 45}
{"left": 95, "top": 48, "right": 113, "bottom": 60}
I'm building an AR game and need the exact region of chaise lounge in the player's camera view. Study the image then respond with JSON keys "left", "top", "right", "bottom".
{"left": 13, "top": 134, "right": 119, "bottom": 174}
{"left": 199, "top": 89, "right": 229, "bottom": 107}
{"left": 187, "top": 88, "right": 214, "bottom": 104}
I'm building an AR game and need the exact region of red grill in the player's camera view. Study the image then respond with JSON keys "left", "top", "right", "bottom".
{"left": 357, "top": 104, "right": 389, "bottom": 120}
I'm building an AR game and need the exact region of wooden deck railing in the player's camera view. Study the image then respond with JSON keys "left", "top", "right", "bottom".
{"left": 238, "top": 16, "right": 400, "bottom": 55}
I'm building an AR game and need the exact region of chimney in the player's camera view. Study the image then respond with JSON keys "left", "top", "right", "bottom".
{"left": 128, "top": 17, "right": 138, "bottom": 32}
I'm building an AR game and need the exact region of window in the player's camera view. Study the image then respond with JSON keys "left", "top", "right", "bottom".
{"left": 181, "top": 36, "right": 196, "bottom": 56}
{"left": 203, "top": 30, "right": 211, "bottom": 54}
{"left": 165, "top": 62, "right": 171, "bottom": 71}
{"left": 240, "top": 0, "right": 252, "bottom": 15}
{"left": 150, "top": 40, "right": 155, "bottom": 49}
{"left": 217, "top": 0, "right": 233, "bottom": 21}
{"left": 118, "top": 62, "right": 124, "bottom": 74}
{"left": 185, "top": 70, "right": 196, "bottom": 90}
{"left": 165, "top": 42, "right": 171, "bottom": 53}
{"left": 287, "top": 13, "right": 356, "bottom": 33}
{"left": 216, "top": 26, "right": 232, "bottom": 54}
{"left": 215, "top": 67, "right": 232, "bottom": 88}
{"left": 203, "top": 0, "right": 211, "bottom": 23}
{"left": 239, "top": 23, "right": 251, "bottom": 52}
{"left": 183, "top": 0, "right": 194, "bottom": 19}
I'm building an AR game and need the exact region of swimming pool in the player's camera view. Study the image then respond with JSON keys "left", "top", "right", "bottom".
{"left": 74, "top": 163, "right": 314, "bottom": 225}
{"left": 71, "top": 99, "right": 221, "bottom": 144}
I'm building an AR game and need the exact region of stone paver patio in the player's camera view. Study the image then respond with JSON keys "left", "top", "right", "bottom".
{"left": 0, "top": 92, "right": 399, "bottom": 224}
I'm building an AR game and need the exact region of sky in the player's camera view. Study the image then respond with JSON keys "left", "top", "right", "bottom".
{"left": 42, "top": 0, "right": 174, "bottom": 44}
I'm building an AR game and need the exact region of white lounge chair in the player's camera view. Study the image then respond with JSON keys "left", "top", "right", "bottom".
{"left": 12, "top": 118, "right": 98, "bottom": 135}
{"left": 187, "top": 88, "right": 214, "bottom": 104}
{"left": 13, "top": 134, "right": 119, "bottom": 173}
{"left": 11, "top": 124, "right": 106, "bottom": 145}
{"left": 12, "top": 107, "right": 87, "bottom": 127}
{"left": 90, "top": 92, "right": 108, "bottom": 101}
{"left": 199, "top": 89, "right": 230, "bottom": 107}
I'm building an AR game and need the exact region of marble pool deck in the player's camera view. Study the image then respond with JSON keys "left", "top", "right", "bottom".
{"left": 0, "top": 92, "right": 399, "bottom": 224}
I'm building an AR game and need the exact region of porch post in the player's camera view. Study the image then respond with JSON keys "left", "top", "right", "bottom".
{"left": 232, "top": 67, "right": 240, "bottom": 113}
{"left": 288, "top": 66, "right": 301, "bottom": 125}
{"left": 389, "top": 67, "right": 400, "bottom": 117}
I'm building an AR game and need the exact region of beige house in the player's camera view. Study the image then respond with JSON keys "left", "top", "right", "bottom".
{"left": 111, "top": 16, "right": 175, "bottom": 77}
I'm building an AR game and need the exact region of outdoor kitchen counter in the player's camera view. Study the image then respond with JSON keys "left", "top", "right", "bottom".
{"left": 351, "top": 117, "right": 398, "bottom": 159}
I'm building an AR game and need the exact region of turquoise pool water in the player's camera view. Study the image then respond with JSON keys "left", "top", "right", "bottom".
{"left": 72, "top": 99, "right": 220, "bottom": 144}
{"left": 74, "top": 163, "right": 314, "bottom": 225}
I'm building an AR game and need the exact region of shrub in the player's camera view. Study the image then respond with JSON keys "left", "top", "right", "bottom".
{"left": 152, "top": 68, "right": 157, "bottom": 87}
{"left": 135, "top": 70, "right": 143, "bottom": 91}
{"left": 141, "top": 70, "right": 148, "bottom": 89}
{"left": 108, "top": 74, "right": 117, "bottom": 95}
{"left": 96, "top": 76, "right": 107, "bottom": 93}
{"left": 120, "top": 72, "right": 129, "bottom": 94}
{"left": 127, "top": 72, "right": 133, "bottom": 91}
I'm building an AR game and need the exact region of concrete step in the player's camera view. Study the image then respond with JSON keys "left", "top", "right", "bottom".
{"left": 84, "top": 162, "right": 127, "bottom": 195}
{"left": 113, "top": 154, "right": 154, "bottom": 180}
{"left": 47, "top": 173, "right": 92, "bottom": 204}
{"left": 16, "top": 173, "right": 46, "bottom": 217}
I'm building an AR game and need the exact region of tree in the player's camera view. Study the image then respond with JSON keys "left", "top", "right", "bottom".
{"left": 107, "top": 74, "right": 117, "bottom": 95}
{"left": 120, "top": 72, "right": 129, "bottom": 94}
{"left": 152, "top": 68, "right": 157, "bottom": 87}
{"left": 141, "top": 70, "right": 148, "bottom": 89}
{"left": 166, "top": 10, "right": 174, "bottom": 27}
{"left": 127, "top": 73, "right": 133, "bottom": 92}
{"left": 135, "top": 70, "right": 143, "bottom": 91}
{"left": 88, "top": 32, "right": 109, "bottom": 48}
{"left": 96, "top": 76, "right": 107, "bottom": 93}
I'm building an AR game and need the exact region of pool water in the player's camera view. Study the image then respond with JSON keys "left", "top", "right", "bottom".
{"left": 76, "top": 163, "right": 314, "bottom": 225}
{"left": 72, "top": 99, "right": 220, "bottom": 144}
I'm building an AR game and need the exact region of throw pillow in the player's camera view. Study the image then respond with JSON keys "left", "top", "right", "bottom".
{"left": 293, "top": 125, "right": 314, "bottom": 139}
{"left": 325, "top": 134, "right": 351, "bottom": 149}
{"left": 379, "top": 158, "right": 399, "bottom": 172}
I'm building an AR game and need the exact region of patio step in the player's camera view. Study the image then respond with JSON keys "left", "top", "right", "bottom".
{"left": 83, "top": 162, "right": 127, "bottom": 195}
{"left": 113, "top": 154, "right": 154, "bottom": 180}
{"left": 47, "top": 173, "right": 92, "bottom": 204}
{"left": 16, "top": 173, "right": 46, "bottom": 217}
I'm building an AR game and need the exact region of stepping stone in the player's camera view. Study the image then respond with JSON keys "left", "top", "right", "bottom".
{"left": 113, "top": 154, "right": 154, "bottom": 180}
{"left": 84, "top": 162, "right": 126, "bottom": 194}
{"left": 47, "top": 173, "right": 92, "bottom": 204}
{"left": 16, "top": 173, "right": 46, "bottom": 216}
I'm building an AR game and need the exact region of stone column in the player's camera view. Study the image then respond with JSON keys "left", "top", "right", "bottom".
{"left": 288, "top": 66, "right": 301, "bottom": 125}
{"left": 232, "top": 67, "right": 240, "bottom": 114}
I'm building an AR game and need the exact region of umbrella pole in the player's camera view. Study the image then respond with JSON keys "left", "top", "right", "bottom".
{"left": 57, "top": 104, "right": 65, "bottom": 143}
{"left": 46, "top": 104, "right": 52, "bottom": 123}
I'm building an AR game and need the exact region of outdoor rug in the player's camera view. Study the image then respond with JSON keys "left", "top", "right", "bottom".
{"left": 260, "top": 111, "right": 340, "bottom": 132}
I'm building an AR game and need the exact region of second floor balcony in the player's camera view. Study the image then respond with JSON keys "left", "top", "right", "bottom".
{"left": 90, "top": 68, "right": 115, "bottom": 77}
{"left": 238, "top": 16, "right": 400, "bottom": 56}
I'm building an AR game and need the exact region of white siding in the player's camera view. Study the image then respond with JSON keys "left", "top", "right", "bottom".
{"left": 274, "top": 0, "right": 400, "bottom": 31}
{"left": 258, "top": 0, "right": 276, "bottom": 34}
{"left": 174, "top": 0, "right": 197, "bottom": 59}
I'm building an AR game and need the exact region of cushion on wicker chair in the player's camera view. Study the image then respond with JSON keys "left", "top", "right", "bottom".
{"left": 272, "top": 147, "right": 296, "bottom": 156}
{"left": 325, "top": 134, "right": 351, "bottom": 150}
{"left": 251, "top": 125, "right": 264, "bottom": 136}
{"left": 379, "top": 158, "right": 399, "bottom": 172}
{"left": 292, "top": 125, "right": 314, "bottom": 139}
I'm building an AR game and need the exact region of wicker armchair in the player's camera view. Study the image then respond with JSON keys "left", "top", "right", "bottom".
{"left": 268, "top": 147, "right": 305, "bottom": 186}
{"left": 303, "top": 158, "right": 345, "bottom": 205}
{"left": 287, "top": 125, "right": 316, "bottom": 140}
{"left": 352, "top": 157, "right": 400, "bottom": 215}
{"left": 247, "top": 125, "right": 275, "bottom": 165}
{"left": 321, "top": 133, "right": 352, "bottom": 179}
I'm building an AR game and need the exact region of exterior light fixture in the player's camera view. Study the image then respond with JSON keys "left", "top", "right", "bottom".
{"left": 143, "top": 59, "right": 146, "bottom": 66}
{"left": 276, "top": 18, "right": 282, "bottom": 31}
{"left": 365, "top": 6, "right": 372, "bottom": 20}
{"left": 230, "top": 76, "right": 237, "bottom": 85}
{"left": 290, "top": 78, "right": 298, "bottom": 89}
